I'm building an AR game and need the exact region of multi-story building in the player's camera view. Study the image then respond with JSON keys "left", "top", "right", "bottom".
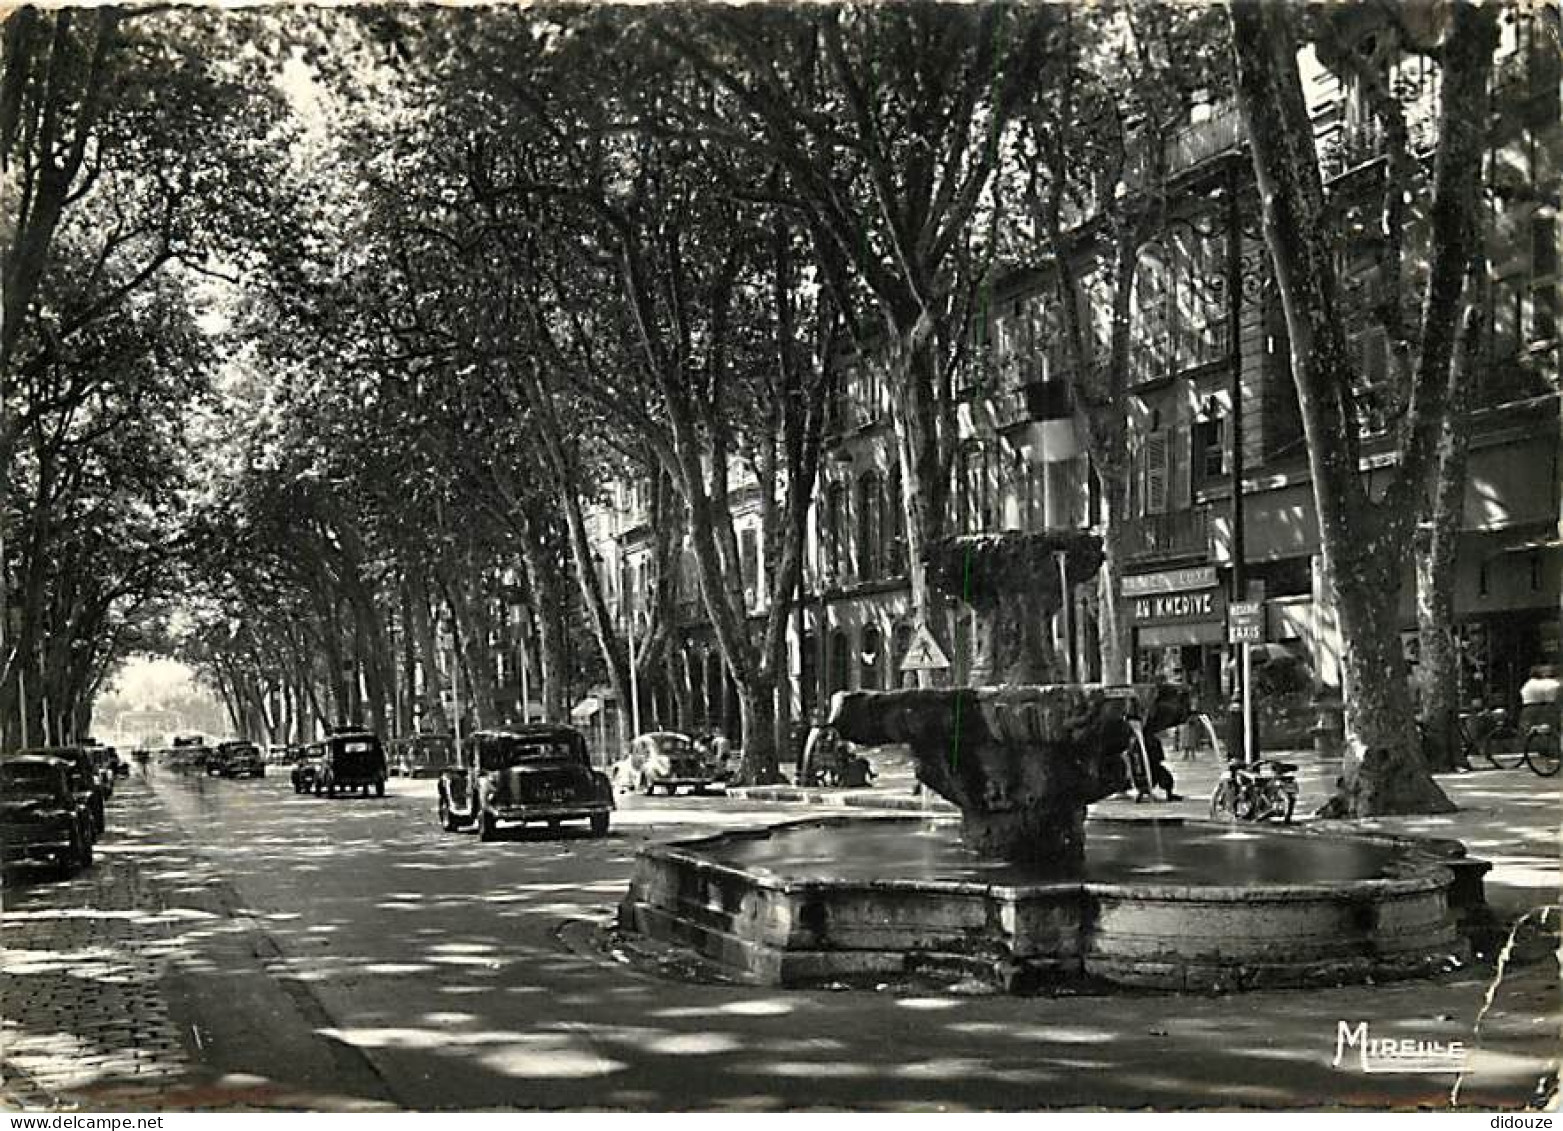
{"left": 585, "top": 5, "right": 1560, "bottom": 745}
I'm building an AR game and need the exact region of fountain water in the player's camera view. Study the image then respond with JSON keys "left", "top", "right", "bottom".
{"left": 619, "top": 531, "right": 1487, "bottom": 991}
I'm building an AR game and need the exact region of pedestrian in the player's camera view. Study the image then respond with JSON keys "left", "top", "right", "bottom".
{"left": 801, "top": 714, "right": 842, "bottom": 787}
{"left": 1519, "top": 664, "right": 1561, "bottom": 733}
{"left": 840, "top": 751, "right": 876, "bottom": 788}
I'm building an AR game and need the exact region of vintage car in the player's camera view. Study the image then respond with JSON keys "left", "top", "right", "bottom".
{"left": 6, "top": 749, "right": 103, "bottom": 841}
{"left": 0, "top": 756, "right": 95, "bottom": 872}
{"left": 308, "top": 730, "right": 388, "bottom": 798}
{"left": 389, "top": 734, "right": 454, "bottom": 778}
{"left": 437, "top": 726, "right": 612, "bottom": 840}
{"left": 209, "top": 740, "right": 266, "bottom": 779}
{"left": 630, "top": 731, "right": 724, "bottom": 796}
{"left": 290, "top": 744, "right": 326, "bottom": 794}
{"left": 166, "top": 736, "right": 211, "bottom": 772}
{"left": 85, "top": 745, "right": 118, "bottom": 797}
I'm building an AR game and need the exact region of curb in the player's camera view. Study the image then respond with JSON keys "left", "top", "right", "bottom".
{"left": 728, "top": 786, "right": 956, "bottom": 813}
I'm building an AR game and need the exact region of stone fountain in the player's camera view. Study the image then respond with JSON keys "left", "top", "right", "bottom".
{"left": 618, "top": 531, "right": 1486, "bottom": 992}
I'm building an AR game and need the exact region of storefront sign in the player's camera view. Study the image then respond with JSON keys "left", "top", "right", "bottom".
{"left": 1131, "top": 587, "right": 1227, "bottom": 626}
{"left": 1123, "top": 566, "right": 1219, "bottom": 597}
{"left": 1228, "top": 601, "right": 1266, "bottom": 643}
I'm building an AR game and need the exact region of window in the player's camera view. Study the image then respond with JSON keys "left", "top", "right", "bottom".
{"left": 1531, "top": 215, "right": 1558, "bottom": 344}
{"left": 1194, "top": 412, "right": 1225, "bottom": 484}
{"left": 883, "top": 466, "right": 905, "bottom": 575}
{"left": 859, "top": 624, "right": 883, "bottom": 691}
{"left": 739, "top": 528, "right": 759, "bottom": 597}
{"left": 829, "top": 629, "right": 852, "bottom": 695}
{"left": 890, "top": 623, "right": 913, "bottom": 690}
{"left": 857, "top": 471, "right": 882, "bottom": 580}
{"left": 957, "top": 442, "right": 997, "bottom": 533}
{"left": 823, "top": 482, "right": 848, "bottom": 582}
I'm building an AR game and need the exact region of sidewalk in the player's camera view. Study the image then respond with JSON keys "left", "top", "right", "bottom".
{"left": 1, "top": 775, "right": 395, "bottom": 1112}
{"left": 732, "top": 745, "right": 1560, "bottom": 917}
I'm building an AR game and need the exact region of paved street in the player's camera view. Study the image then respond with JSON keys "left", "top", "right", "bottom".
{"left": 3, "top": 762, "right": 1557, "bottom": 1112}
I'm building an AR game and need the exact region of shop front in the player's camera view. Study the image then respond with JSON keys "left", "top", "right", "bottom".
{"left": 1127, "top": 565, "right": 1228, "bottom": 713}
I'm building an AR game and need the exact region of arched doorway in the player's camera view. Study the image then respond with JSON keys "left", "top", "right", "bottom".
{"left": 829, "top": 629, "right": 852, "bottom": 697}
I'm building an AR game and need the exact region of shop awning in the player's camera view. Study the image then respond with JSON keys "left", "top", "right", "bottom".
{"left": 570, "top": 696, "right": 602, "bottom": 721}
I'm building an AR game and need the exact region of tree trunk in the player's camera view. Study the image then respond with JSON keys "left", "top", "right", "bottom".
{"left": 1229, "top": 0, "right": 1490, "bottom": 816}
{"left": 1416, "top": 269, "right": 1483, "bottom": 772}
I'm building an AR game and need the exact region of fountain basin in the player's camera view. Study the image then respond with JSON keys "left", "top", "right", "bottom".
{"left": 617, "top": 815, "right": 1480, "bottom": 992}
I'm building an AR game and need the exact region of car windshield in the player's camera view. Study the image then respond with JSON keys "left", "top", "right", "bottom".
{"left": 644, "top": 734, "right": 692, "bottom": 755}
{"left": 334, "top": 738, "right": 379, "bottom": 755}
{"left": 1, "top": 764, "right": 59, "bottom": 794}
{"left": 479, "top": 738, "right": 578, "bottom": 770}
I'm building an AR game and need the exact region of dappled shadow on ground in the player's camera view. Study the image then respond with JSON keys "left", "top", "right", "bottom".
{"left": 9, "top": 767, "right": 1554, "bottom": 1111}
{"left": 138, "top": 769, "right": 1559, "bottom": 1111}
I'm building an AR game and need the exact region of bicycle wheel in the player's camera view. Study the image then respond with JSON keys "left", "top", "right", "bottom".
{"left": 1524, "top": 728, "right": 1560, "bottom": 777}
{"left": 1482, "top": 721, "right": 1527, "bottom": 770}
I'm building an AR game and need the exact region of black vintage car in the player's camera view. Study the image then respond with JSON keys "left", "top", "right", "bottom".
{"left": 290, "top": 743, "right": 325, "bottom": 794}
{"left": 0, "top": 757, "right": 94, "bottom": 872}
{"left": 307, "top": 730, "right": 388, "bottom": 798}
{"left": 437, "top": 726, "right": 612, "bottom": 841}
{"left": 210, "top": 740, "right": 265, "bottom": 779}
{"left": 12, "top": 748, "right": 106, "bottom": 839}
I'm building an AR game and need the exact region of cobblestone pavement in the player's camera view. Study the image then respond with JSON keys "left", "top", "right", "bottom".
{"left": 2, "top": 779, "right": 195, "bottom": 1106}
{"left": 2, "top": 775, "right": 395, "bottom": 1111}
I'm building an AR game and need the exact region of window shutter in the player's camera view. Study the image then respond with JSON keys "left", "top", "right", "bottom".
{"left": 1171, "top": 421, "right": 1192, "bottom": 509}
{"left": 1145, "top": 429, "right": 1170, "bottom": 514}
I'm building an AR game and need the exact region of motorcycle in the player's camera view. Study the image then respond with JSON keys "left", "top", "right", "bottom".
{"left": 1209, "top": 757, "right": 1299, "bottom": 823}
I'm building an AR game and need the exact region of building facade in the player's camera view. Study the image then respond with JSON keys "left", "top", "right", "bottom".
{"left": 584, "top": 6, "right": 1560, "bottom": 746}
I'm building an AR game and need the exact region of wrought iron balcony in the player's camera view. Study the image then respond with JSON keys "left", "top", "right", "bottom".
{"left": 1122, "top": 505, "right": 1212, "bottom": 566}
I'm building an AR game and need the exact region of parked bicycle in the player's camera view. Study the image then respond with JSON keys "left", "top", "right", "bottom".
{"left": 1522, "top": 724, "right": 1560, "bottom": 777}
{"left": 1416, "top": 707, "right": 1524, "bottom": 770}
{"left": 1209, "top": 757, "right": 1300, "bottom": 823}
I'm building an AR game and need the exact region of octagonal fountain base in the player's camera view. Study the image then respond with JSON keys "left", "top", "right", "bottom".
{"left": 617, "top": 815, "right": 1487, "bottom": 993}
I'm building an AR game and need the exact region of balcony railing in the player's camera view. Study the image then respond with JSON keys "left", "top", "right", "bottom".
{"left": 990, "top": 375, "right": 1075, "bottom": 431}
{"left": 1122, "top": 505, "right": 1212, "bottom": 565}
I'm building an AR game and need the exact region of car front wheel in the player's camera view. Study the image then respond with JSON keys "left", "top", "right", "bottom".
{"left": 438, "top": 792, "right": 461, "bottom": 832}
{"left": 590, "top": 812, "right": 610, "bottom": 837}
{"left": 375, "top": 778, "right": 386, "bottom": 798}
{"left": 479, "top": 809, "right": 500, "bottom": 842}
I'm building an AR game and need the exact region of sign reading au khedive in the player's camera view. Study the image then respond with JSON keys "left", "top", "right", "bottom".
{"left": 899, "top": 624, "right": 951, "bottom": 672}
{"left": 1131, "top": 587, "right": 1228, "bottom": 626}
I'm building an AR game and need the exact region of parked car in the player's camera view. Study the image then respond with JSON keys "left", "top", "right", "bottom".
{"left": 0, "top": 757, "right": 94, "bottom": 873}
{"left": 85, "top": 746, "right": 118, "bottom": 797}
{"left": 210, "top": 740, "right": 266, "bottom": 779}
{"left": 6, "top": 749, "right": 103, "bottom": 840}
{"left": 389, "top": 734, "right": 454, "bottom": 778}
{"left": 309, "top": 730, "right": 388, "bottom": 798}
{"left": 109, "top": 747, "right": 129, "bottom": 778}
{"left": 290, "top": 744, "right": 326, "bottom": 794}
{"left": 437, "top": 726, "right": 612, "bottom": 840}
{"left": 630, "top": 731, "right": 724, "bottom": 796}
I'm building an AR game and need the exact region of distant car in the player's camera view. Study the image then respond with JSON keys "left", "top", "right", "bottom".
{"left": 0, "top": 757, "right": 94, "bottom": 872}
{"left": 389, "top": 734, "right": 454, "bottom": 779}
{"left": 309, "top": 730, "right": 388, "bottom": 798}
{"left": 109, "top": 747, "right": 129, "bottom": 778}
{"left": 210, "top": 741, "right": 265, "bottom": 779}
{"left": 630, "top": 731, "right": 724, "bottom": 796}
{"left": 290, "top": 744, "right": 325, "bottom": 794}
{"left": 437, "top": 727, "right": 612, "bottom": 840}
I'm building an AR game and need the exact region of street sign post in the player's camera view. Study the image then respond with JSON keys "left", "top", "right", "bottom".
{"left": 1228, "top": 602, "right": 1266, "bottom": 764}
{"left": 899, "top": 624, "right": 951, "bottom": 673}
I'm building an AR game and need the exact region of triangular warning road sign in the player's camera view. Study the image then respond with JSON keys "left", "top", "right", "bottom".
{"left": 899, "top": 623, "right": 952, "bottom": 672}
